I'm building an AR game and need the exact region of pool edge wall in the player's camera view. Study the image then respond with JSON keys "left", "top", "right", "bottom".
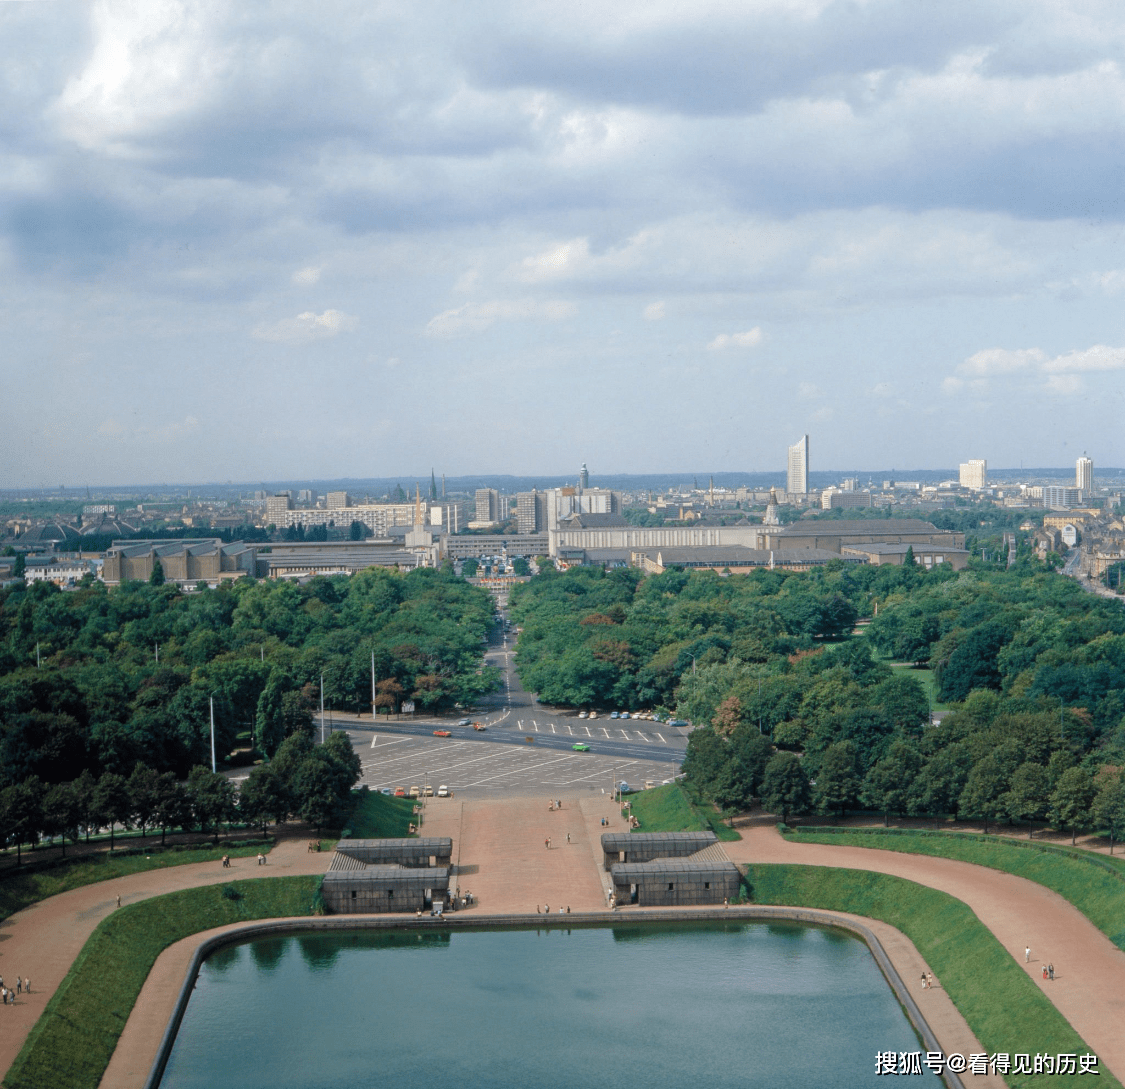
{"left": 143, "top": 906, "right": 964, "bottom": 1089}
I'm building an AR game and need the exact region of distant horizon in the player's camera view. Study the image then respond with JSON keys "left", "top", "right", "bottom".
{"left": 4, "top": 466, "right": 1123, "bottom": 500}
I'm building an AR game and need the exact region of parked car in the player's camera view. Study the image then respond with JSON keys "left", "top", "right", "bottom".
{"left": 620, "top": 712, "right": 630, "bottom": 719}
{"left": 588, "top": 711, "right": 597, "bottom": 719}
{"left": 667, "top": 719, "right": 689, "bottom": 728}
{"left": 433, "top": 729, "right": 452, "bottom": 737}
{"left": 578, "top": 711, "right": 588, "bottom": 719}
{"left": 408, "top": 785, "right": 420, "bottom": 798}
{"left": 422, "top": 785, "right": 434, "bottom": 797}
{"left": 572, "top": 743, "right": 590, "bottom": 752}
{"left": 610, "top": 711, "right": 619, "bottom": 719}
{"left": 617, "top": 781, "right": 630, "bottom": 793}
{"left": 380, "top": 787, "right": 393, "bottom": 795}
{"left": 437, "top": 784, "right": 450, "bottom": 797}
{"left": 393, "top": 787, "right": 405, "bottom": 797}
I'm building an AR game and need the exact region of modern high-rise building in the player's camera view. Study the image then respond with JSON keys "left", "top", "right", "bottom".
{"left": 1076, "top": 456, "right": 1094, "bottom": 497}
{"left": 474, "top": 488, "right": 501, "bottom": 524}
{"left": 326, "top": 491, "right": 350, "bottom": 510}
{"left": 515, "top": 489, "right": 549, "bottom": 534}
{"left": 265, "top": 493, "right": 292, "bottom": 524}
{"left": 787, "top": 435, "right": 809, "bottom": 495}
{"left": 1044, "top": 485, "right": 1082, "bottom": 511}
{"left": 959, "top": 460, "right": 987, "bottom": 490}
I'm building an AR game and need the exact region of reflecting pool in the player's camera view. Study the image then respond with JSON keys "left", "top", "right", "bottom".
{"left": 160, "top": 921, "right": 921, "bottom": 1088}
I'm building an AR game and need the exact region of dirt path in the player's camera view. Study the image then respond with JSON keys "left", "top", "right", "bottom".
{"left": 727, "top": 824, "right": 1125, "bottom": 1081}
{"left": 0, "top": 837, "right": 331, "bottom": 1085}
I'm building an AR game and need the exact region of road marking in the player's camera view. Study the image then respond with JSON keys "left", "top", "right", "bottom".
{"left": 618, "top": 730, "right": 629, "bottom": 739}
{"left": 655, "top": 733, "right": 665, "bottom": 743}
{"left": 602, "top": 728, "right": 611, "bottom": 738}
{"left": 550, "top": 723, "right": 556, "bottom": 734}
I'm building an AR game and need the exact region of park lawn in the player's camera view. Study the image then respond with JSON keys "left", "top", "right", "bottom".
{"left": 627, "top": 782, "right": 740, "bottom": 841}
{"left": 749, "top": 864, "right": 1117, "bottom": 1089}
{"left": 341, "top": 789, "right": 416, "bottom": 839}
{"left": 3, "top": 876, "right": 323, "bottom": 1089}
{"left": 786, "top": 827, "right": 1125, "bottom": 950}
{"left": 0, "top": 841, "right": 272, "bottom": 927}
{"left": 887, "top": 660, "right": 949, "bottom": 710}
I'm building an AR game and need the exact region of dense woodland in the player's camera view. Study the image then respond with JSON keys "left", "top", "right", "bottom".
{"left": 509, "top": 558, "right": 1125, "bottom": 841}
{"left": 0, "top": 567, "right": 495, "bottom": 853}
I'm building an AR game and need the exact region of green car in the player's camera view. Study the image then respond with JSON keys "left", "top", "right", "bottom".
{"left": 572, "top": 743, "right": 590, "bottom": 751}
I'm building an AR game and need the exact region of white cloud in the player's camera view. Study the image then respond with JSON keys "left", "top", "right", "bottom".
{"left": 643, "top": 301, "right": 665, "bottom": 321}
{"left": 947, "top": 342, "right": 1125, "bottom": 396}
{"left": 252, "top": 309, "right": 357, "bottom": 342}
{"left": 707, "top": 328, "right": 762, "bottom": 350}
{"left": 518, "top": 238, "right": 591, "bottom": 283}
{"left": 425, "top": 298, "right": 577, "bottom": 337}
{"left": 798, "top": 381, "right": 821, "bottom": 399}
{"left": 292, "top": 266, "right": 321, "bottom": 284}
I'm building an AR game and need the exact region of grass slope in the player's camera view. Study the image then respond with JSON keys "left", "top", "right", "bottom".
{"left": 341, "top": 790, "right": 416, "bottom": 839}
{"left": 788, "top": 828, "right": 1125, "bottom": 950}
{"left": 749, "top": 864, "right": 1117, "bottom": 1089}
{"left": 4, "top": 876, "right": 323, "bottom": 1089}
{"left": 0, "top": 841, "right": 271, "bottom": 927}
{"left": 626, "top": 783, "right": 740, "bottom": 840}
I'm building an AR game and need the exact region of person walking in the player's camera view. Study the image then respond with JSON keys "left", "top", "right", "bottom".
{"left": 1042, "top": 965, "right": 1048, "bottom": 980}
{"left": 1025, "top": 945, "right": 1031, "bottom": 963}
{"left": 927, "top": 973, "right": 934, "bottom": 990}
{"left": 545, "top": 903, "right": 550, "bottom": 914}
{"left": 921, "top": 972, "right": 928, "bottom": 990}
{"left": 16, "top": 978, "right": 21, "bottom": 995}
{"left": 547, "top": 837, "right": 552, "bottom": 849}
{"left": 1048, "top": 963, "right": 1055, "bottom": 981}
{"left": 23, "top": 978, "right": 29, "bottom": 994}
{"left": 116, "top": 894, "right": 121, "bottom": 909}
{"left": 566, "top": 833, "right": 571, "bottom": 844}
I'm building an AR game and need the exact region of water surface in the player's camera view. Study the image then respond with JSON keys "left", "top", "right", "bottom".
{"left": 161, "top": 921, "right": 922, "bottom": 1088}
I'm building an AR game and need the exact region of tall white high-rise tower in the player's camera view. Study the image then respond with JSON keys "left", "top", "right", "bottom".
{"left": 787, "top": 435, "right": 809, "bottom": 495}
{"left": 1076, "top": 456, "right": 1094, "bottom": 497}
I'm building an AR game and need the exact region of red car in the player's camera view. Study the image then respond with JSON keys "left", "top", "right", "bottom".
{"left": 433, "top": 729, "right": 452, "bottom": 737}
{"left": 393, "top": 787, "right": 405, "bottom": 797}
{"left": 473, "top": 722, "right": 487, "bottom": 731}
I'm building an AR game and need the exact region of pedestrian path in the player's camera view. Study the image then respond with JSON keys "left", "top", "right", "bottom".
{"left": 726, "top": 823, "right": 1125, "bottom": 1082}
{"left": 0, "top": 837, "right": 331, "bottom": 1085}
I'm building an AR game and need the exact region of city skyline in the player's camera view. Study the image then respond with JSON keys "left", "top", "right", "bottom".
{"left": 5, "top": 3, "right": 1125, "bottom": 487}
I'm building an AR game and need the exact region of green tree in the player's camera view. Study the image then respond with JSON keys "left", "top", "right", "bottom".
{"left": 127, "top": 761, "right": 161, "bottom": 842}
{"left": 813, "top": 740, "right": 861, "bottom": 818}
{"left": 12, "top": 552, "right": 25, "bottom": 579}
{"left": 92, "top": 771, "right": 131, "bottom": 850}
{"left": 154, "top": 771, "right": 191, "bottom": 846}
{"left": 861, "top": 740, "right": 923, "bottom": 826}
{"left": 41, "top": 781, "right": 81, "bottom": 856}
{"left": 511, "top": 557, "right": 530, "bottom": 577}
{"left": 1, "top": 777, "right": 44, "bottom": 863}
{"left": 238, "top": 763, "right": 292, "bottom": 832}
{"left": 1049, "top": 765, "right": 1097, "bottom": 845}
{"left": 1003, "top": 762, "right": 1049, "bottom": 838}
{"left": 759, "top": 752, "right": 811, "bottom": 824}
{"left": 149, "top": 558, "right": 165, "bottom": 586}
{"left": 1093, "top": 773, "right": 1125, "bottom": 854}
{"left": 461, "top": 558, "right": 479, "bottom": 578}
{"left": 911, "top": 743, "right": 972, "bottom": 820}
{"left": 72, "top": 768, "right": 98, "bottom": 843}
{"left": 958, "top": 754, "right": 1007, "bottom": 834}
{"left": 903, "top": 545, "right": 916, "bottom": 568}
{"left": 186, "top": 766, "right": 235, "bottom": 842}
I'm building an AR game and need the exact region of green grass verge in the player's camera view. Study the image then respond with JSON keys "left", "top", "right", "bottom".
{"left": 748, "top": 864, "right": 1117, "bottom": 1089}
{"left": 887, "top": 660, "right": 949, "bottom": 710}
{"left": 626, "top": 783, "right": 740, "bottom": 841}
{"left": 340, "top": 789, "right": 416, "bottom": 839}
{"left": 0, "top": 841, "right": 272, "bottom": 927}
{"left": 786, "top": 827, "right": 1125, "bottom": 950}
{"left": 3, "top": 876, "right": 323, "bottom": 1089}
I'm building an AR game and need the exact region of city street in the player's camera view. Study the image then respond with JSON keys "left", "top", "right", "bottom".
{"left": 323, "top": 608, "right": 690, "bottom": 797}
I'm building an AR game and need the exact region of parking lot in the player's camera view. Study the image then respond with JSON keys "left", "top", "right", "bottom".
{"left": 357, "top": 734, "right": 683, "bottom": 799}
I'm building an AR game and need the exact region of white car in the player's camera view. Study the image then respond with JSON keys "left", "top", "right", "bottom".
{"left": 437, "top": 784, "right": 450, "bottom": 797}
{"left": 578, "top": 711, "right": 588, "bottom": 719}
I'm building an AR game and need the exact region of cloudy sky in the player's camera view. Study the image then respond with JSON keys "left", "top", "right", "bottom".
{"left": 4, "top": 0, "right": 1125, "bottom": 487}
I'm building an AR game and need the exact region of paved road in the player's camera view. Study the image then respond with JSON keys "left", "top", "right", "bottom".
{"left": 329, "top": 610, "right": 690, "bottom": 770}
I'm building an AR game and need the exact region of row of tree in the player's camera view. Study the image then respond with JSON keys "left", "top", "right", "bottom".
{"left": 0, "top": 731, "right": 362, "bottom": 862}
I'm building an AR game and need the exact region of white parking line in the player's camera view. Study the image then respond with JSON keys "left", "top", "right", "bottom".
{"left": 584, "top": 726, "right": 592, "bottom": 737}
{"left": 602, "top": 728, "right": 611, "bottom": 738}
{"left": 655, "top": 733, "right": 666, "bottom": 743}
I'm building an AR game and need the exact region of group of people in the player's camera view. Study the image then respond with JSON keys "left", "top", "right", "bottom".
{"left": 1026, "top": 945, "right": 1056, "bottom": 981}
{"left": 0, "top": 975, "right": 29, "bottom": 1005}
{"left": 919, "top": 972, "right": 936, "bottom": 989}
{"left": 536, "top": 904, "right": 570, "bottom": 914}
{"left": 306, "top": 840, "right": 322, "bottom": 853}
